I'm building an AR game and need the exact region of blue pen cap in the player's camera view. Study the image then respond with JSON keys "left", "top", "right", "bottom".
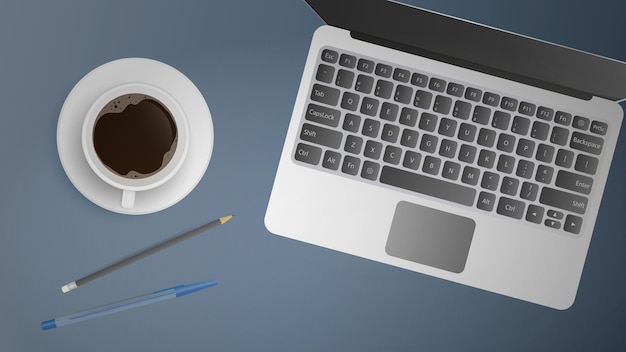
{"left": 41, "top": 319, "right": 57, "bottom": 331}
{"left": 174, "top": 280, "right": 218, "bottom": 297}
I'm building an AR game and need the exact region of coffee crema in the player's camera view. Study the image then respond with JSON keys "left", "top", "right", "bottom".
{"left": 93, "top": 94, "right": 178, "bottom": 179}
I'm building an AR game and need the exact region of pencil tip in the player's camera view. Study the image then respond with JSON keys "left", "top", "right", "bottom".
{"left": 61, "top": 281, "right": 77, "bottom": 293}
{"left": 219, "top": 215, "right": 234, "bottom": 224}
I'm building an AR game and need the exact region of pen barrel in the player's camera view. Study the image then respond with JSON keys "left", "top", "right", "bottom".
{"left": 53, "top": 289, "right": 176, "bottom": 328}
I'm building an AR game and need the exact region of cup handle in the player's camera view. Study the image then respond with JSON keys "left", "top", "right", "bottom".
{"left": 121, "top": 189, "right": 135, "bottom": 209}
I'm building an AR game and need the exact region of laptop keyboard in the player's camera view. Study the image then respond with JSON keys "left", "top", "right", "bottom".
{"left": 292, "top": 47, "right": 609, "bottom": 235}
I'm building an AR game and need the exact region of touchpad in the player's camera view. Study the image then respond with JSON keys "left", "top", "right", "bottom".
{"left": 385, "top": 201, "right": 475, "bottom": 273}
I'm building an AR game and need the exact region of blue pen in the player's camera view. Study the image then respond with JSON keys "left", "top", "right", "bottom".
{"left": 41, "top": 280, "right": 218, "bottom": 330}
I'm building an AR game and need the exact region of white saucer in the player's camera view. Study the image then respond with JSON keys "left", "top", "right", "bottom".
{"left": 57, "top": 58, "right": 213, "bottom": 215}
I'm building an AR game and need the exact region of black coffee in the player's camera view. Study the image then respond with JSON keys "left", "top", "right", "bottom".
{"left": 93, "top": 94, "right": 178, "bottom": 179}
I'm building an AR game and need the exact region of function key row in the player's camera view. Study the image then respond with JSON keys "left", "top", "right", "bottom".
{"left": 320, "top": 48, "right": 608, "bottom": 136}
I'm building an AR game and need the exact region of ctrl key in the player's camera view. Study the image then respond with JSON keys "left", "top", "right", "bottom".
{"left": 294, "top": 143, "right": 322, "bottom": 165}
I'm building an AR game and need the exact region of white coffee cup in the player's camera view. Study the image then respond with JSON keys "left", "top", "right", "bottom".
{"left": 82, "top": 83, "right": 190, "bottom": 209}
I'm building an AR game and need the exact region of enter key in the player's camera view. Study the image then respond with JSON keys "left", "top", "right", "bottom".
{"left": 555, "top": 170, "right": 594, "bottom": 195}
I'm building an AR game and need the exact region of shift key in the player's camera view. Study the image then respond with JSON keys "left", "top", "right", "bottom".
{"left": 300, "top": 123, "right": 343, "bottom": 149}
{"left": 539, "top": 187, "right": 588, "bottom": 214}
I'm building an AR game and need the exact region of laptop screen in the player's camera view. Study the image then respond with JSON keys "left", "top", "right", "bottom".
{"left": 305, "top": 0, "right": 626, "bottom": 102}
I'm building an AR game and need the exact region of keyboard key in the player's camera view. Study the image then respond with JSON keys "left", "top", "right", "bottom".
{"left": 364, "top": 140, "right": 383, "bottom": 160}
{"left": 520, "top": 181, "right": 539, "bottom": 201}
{"left": 511, "top": 116, "right": 530, "bottom": 135}
{"left": 573, "top": 115, "right": 590, "bottom": 130}
{"left": 311, "top": 84, "right": 340, "bottom": 106}
{"left": 477, "top": 191, "right": 496, "bottom": 211}
{"left": 375, "top": 80, "right": 393, "bottom": 99}
{"left": 491, "top": 111, "right": 511, "bottom": 130}
{"left": 550, "top": 126, "right": 569, "bottom": 146}
{"left": 544, "top": 219, "right": 561, "bottom": 230}
{"left": 420, "top": 134, "right": 438, "bottom": 153}
{"left": 452, "top": 100, "right": 471, "bottom": 120}
{"left": 564, "top": 215, "right": 583, "bottom": 234}
{"left": 306, "top": 104, "right": 341, "bottom": 128}
{"left": 478, "top": 149, "right": 496, "bottom": 169}
{"left": 570, "top": 132, "right": 603, "bottom": 155}
{"left": 516, "top": 160, "right": 535, "bottom": 179}
{"left": 429, "top": 78, "right": 446, "bottom": 92}
{"left": 382, "top": 123, "right": 400, "bottom": 143}
{"left": 342, "top": 113, "right": 361, "bottom": 132}
{"left": 355, "top": 74, "right": 374, "bottom": 93}
{"left": 500, "top": 97, "right": 518, "bottom": 111}
{"left": 321, "top": 49, "right": 339, "bottom": 63}
{"left": 442, "top": 161, "right": 461, "bottom": 180}
{"left": 483, "top": 92, "right": 500, "bottom": 107}
{"left": 342, "top": 155, "right": 361, "bottom": 175}
{"left": 536, "top": 106, "right": 554, "bottom": 121}
{"left": 433, "top": 95, "right": 452, "bottom": 114}
{"left": 300, "top": 123, "right": 342, "bottom": 149}
{"left": 362, "top": 118, "right": 381, "bottom": 138}
{"left": 575, "top": 154, "right": 599, "bottom": 174}
{"left": 496, "top": 133, "right": 516, "bottom": 153}
{"left": 465, "top": 87, "right": 482, "bottom": 102}
{"left": 375, "top": 63, "right": 393, "bottom": 78}
{"left": 438, "top": 118, "right": 457, "bottom": 137}
{"left": 497, "top": 155, "right": 515, "bottom": 174}
{"left": 380, "top": 102, "right": 399, "bottom": 121}
{"left": 344, "top": 135, "right": 363, "bottom": 154}
{"left": 316, "top": 64, "right": 335, "bottom": 83}
{"left": 401, "top": 129, "right": 419, "bottom": 148}
{"left": 339, "top": 53, "right": 357, "bottom": 68}
{"left": 439, "top": 139, "right": 457, "bottom": 158}
{"left": 590, "top": 121, "right": 608, "bottom": 135}
{"left": 458, "top": 123, "right": 477, "bottom": 142}
{"left": 447, "top": 82, "right": 464, "bottom": 97}
{"left": 554, "top": 111, "right": 572, "bottom": 126}
{"left": 536, "top": 144, "right": 555, "bottom": 163}
{"left": 526, "top": 204, "right": 544, "bottom": 224}
{"left": 530, "top": 121, "right": 550, "bottom": 141}
{"left": 500, "top": 176, "right": 519, "bottom": 196}
{"left": 458, "top": 144, "right": 477, "bottom": 164}
{"left": 295, "top": 143, "right": 322, "bottom": 165}
{"left": 336, "top": 69, "right": 355, "bottom": 89}
{"left": 419, "top": 113, "right": 438, "bottom": 132}
{"left": 341, "top": 92, "right": 360, "bottom": 111}
{"left": 481, "top": 172, "right": 499, "bottom": 191}
{"left": 357, "top": 58, "right": 375, "bottom": 73}
{"left": 403, "top": 151, "right": 421, "bottom": 170}
{"left": 555, "top": 149, "right": 574, "bottom": 168}
{"left": 497, "top": 197, "right": 525, "bottom": 219}
{"left": 555, "top": 170, "right": 593, "bottom": 195}
{"left": 462, "top": 166, "right": 481, "bottom": 186}
{"left": 399, "top": 107, "right": 419, "bottom": 126}
{"left": 477, "top": 128, "right": 496, "bottom": 147}
{"left": 380, "top": 166, "right": 476, "bottom": 206}
{"left": 360, "top": 97, "right": 380, "bottom": 116}
{"left": 422, "top": 155, "right": 441, "bottom": 174}
{"left": 414, "top": 90, "right": 433, "bottom": 109}
{"left": 535, "top": 165, "right": 554, "bottom": 184}
{"left": 394, "top": 85, "right": 414, "bottom": 104}
{"left": 411, "top": 73, "right": 428, "bottom": 87}
{"left": 516, "top": 139, "right": 535, "bottom": 158}
{"left": 547, "top": 210, "right": 563, "bottom": 220}
{"left": 472, "top": 106, "right": 491, "bottom": 125}
{"left": 519, "top": 101, "right": 536, "bottom": 116}
{"left": 393, "top": 68, "right": 411, "bottom": 82}
{"left": 361, "top": 161, "right": 381, "bottom": 180}
{"left": 322, "top": 150, "right": 342, "bottom": 170}
{"left": 539, "top": 187, "right": 588, "bottom": 214}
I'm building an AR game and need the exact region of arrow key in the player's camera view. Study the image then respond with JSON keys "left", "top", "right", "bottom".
{"left": 564, "top": 215, "right": 583, "bottom": 235}
{"left": 526, "top": 204, "right": 544, "bottom": 224}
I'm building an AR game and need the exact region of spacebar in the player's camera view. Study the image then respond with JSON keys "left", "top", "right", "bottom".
{"left": 380, "top": 166, "right": 476, "bottom": 206}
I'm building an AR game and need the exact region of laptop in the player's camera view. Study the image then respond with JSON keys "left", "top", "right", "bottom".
{"left": 265, "top": 0, "right": 626, "bottom": 309}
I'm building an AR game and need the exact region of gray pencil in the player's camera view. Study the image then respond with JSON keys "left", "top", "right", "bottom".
{"left": 61, "top": 215, "right": 233, "bottom": 293}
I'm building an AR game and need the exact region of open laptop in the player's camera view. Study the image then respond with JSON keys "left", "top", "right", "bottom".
{"left": 265, "top": 0, "right": 626, "bottom": 309}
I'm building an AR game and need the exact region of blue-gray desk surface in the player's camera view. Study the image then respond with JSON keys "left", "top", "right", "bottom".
{"left": 1, "top": 1, "right": 625, "bottom": 350}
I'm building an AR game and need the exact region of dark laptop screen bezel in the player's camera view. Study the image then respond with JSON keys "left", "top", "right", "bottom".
{"left": 305, "top": 0, "right": 626, "bottom": 101}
